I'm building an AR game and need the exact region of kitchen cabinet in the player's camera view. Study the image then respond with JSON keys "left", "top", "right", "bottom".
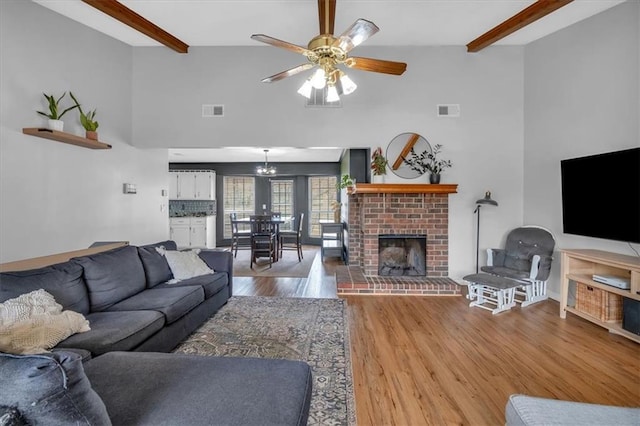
{"left": 169, "top": 171, "right": 215, "bottom": 200}
{"left": 170, "top": 216, "right": 216, "bottom": 249}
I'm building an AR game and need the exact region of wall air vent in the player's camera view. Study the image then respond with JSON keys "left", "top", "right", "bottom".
{"left": 202, "top": 104, "right": 224, "bottom": 117}
{"left": 437, "top": 104, "right": 460, "bottom": 118}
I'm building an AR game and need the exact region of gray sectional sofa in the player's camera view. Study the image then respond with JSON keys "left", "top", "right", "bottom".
{"left": 0, "top": 241, "right": 232, "bottom": 355}
{"left": 0, "top": 241, "right": 313, "bottom": 425}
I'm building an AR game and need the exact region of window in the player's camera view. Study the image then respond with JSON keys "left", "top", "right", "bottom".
{"left": 308, "top": 176, "right": 338, "bottom": 238}
{"left": 271, "top": 180, "right": 294, "bottom": 231}
{"left": 223, "top": 176, "right": 255, "bottom": 238}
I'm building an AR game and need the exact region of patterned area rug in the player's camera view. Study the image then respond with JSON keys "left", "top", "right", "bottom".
{"left": 174, "top": 296, "right": 356, "bottom": 426}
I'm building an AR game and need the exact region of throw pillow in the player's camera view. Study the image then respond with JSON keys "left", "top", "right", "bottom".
{"left": 0, "top": 351, "right": 111, "bottom": 425}
{"left": 162, "top": 249, "right": 214, "bottom": 281}
{"left": 0, "top": 289, "right": 61, "bottom": 326}
{"left": 0, "top": 290, "right": 90, "bottom": 355}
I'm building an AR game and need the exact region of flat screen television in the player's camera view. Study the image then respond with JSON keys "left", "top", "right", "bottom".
{"left": 561, "top": 147, "right": 640, "bottom": 244}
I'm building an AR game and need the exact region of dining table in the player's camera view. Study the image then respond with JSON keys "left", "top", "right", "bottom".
{"left": 231, "top": 215, "right": 293, "bottom": 262}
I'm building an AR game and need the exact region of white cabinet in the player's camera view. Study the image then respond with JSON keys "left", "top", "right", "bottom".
{"left": 170, "top": 216, "right": 216, "bottom": 249}
{"left": 169, "top": 218, "right": 191, "bottom": 248}
{"left": 169, "top": 171, "right": 215, "bottom": 200}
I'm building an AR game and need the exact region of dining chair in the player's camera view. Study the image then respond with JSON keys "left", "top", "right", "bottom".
{"left": 229, "top": 212, "right": 251, "bottom": 258}
{"left": 279, "top": 213, "right": 304, "bottom": 261}
{"left": 250, "top": 215, "right": 277, "bottom": 268}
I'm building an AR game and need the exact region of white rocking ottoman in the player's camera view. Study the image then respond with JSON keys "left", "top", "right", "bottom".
{"left": 462, "top": 273, "right": 528, "bottom": 314}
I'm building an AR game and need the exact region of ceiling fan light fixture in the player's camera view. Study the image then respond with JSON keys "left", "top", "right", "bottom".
{"left": 326, "top": 84, "right": 340, "bottom": 102}
{"left": 310, "top": 68, "right": 327, "bottom": 89}
{"left": 339, "top": 72, "right": 357, "bottom": 95}
{"left": 297, "top": 79, "right": 313, "bottom": 99}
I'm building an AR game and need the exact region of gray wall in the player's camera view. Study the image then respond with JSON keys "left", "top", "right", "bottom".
{"left": 523, "top": 0, "right": 640, "bottom": 298}
{"left": 0, "top": 1, "right": 170, "bottom": 262}
{"left": 132, "top": 45, "right": 526, "bottom": 279}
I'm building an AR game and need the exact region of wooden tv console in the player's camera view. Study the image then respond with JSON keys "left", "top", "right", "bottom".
{"left": 560, "top": 249, "right": 640, "bottom": 343}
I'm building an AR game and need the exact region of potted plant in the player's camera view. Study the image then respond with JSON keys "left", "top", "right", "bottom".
{"left": 36, "top": 92, "right": 78, "bottom": 132}
{"left": 70, "top": 92, "right": 99, "bottom": 140}
{"left": 402, "top": 143, "right": 452, "bottom": 184}
{"left": 370, "top": 147, "right": 388, "bottom": 183}
{"left": 337, "top": 174, "right": 355, "bottom": 190}
{"left": 330, "top": 200, "right": 342, "bottom": 223}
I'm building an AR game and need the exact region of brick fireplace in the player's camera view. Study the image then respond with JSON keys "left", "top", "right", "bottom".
{"left": 337, "top": 183, "right": 459, "bottom": 295}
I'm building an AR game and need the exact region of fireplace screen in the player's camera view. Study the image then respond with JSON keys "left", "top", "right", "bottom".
{"left": 378, "top": 234, "right": 427, "bottom": 276}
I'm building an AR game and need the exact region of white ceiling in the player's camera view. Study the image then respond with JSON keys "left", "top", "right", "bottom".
{"left": 32, "top": 0, "right": 625, "bottom": 163}
{"left": 169, "top": 147, "right": 346, "bottom": 163}
{"left": 34, "top": 0, "right": 625, "bottom": 48}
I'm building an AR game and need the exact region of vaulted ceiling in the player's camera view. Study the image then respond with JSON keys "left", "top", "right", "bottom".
{"left": 34, "top": 0, "right": 624, "bottom": 49}
{"left": 31, "top": 0, "right": 626, "bottom": 163}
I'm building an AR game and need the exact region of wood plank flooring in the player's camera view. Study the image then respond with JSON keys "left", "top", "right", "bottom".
{"left": 233, "top": 251, "right": 640, "bottom": 425}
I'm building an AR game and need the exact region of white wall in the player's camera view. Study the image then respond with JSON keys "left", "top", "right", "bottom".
{"left": 524, "top": 0, "right": 640, "bottom": 298}
{"left": 0, "top": 1, "right": 170, "bottom": 262}
{"left": 132, "top": 46, "right": 525, "bottom": 279}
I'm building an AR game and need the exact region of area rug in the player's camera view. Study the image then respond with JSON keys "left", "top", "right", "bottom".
{"left": 232, "top": 246, "right": 318, "bottom": 277}
{"left": 173, "top": 296, "right": 356, "bottom": 426}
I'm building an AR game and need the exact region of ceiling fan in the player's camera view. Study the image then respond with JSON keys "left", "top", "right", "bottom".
{"left": 251, "top": 0, "right": 407, "bottom": 102}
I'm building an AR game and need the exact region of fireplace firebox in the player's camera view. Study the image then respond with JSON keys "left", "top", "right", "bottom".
{"left": 378, "top": 234, "right": 427, "bottom": 276}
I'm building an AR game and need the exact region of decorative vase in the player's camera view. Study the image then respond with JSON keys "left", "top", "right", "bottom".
{"left": 334, "top": 210, "right": 340, "bottom": 223}
{"left": 86, "top": 130, "right": 98, "bottom": 140}
{"left": 372, "top": 174, "right": 385, "bottom": 183}
{"left": 429, "top": 173, "right": 441, "bottom": 184}
{"left": 47, "top": 119, "right": 64, "bottom": 132}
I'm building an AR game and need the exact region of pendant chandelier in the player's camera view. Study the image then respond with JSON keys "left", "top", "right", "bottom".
{"left": 256, "top": 149, "right": 277, "bottom": 175}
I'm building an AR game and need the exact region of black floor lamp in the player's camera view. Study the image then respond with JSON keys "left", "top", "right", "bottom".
{"left": 474, "top": 191, "right": 498, "bottom": 273}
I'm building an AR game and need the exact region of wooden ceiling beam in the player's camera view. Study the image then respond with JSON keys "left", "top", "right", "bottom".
{"left": 467, "top": 0, "right": 573, "bottom": 53}
{"left": 82, "top": 0, "right": 189, "bottom": 54}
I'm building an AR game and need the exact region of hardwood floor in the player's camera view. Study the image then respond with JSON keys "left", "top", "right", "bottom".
{"left": 233, "top": 251, "right": 640, "bottom": 425}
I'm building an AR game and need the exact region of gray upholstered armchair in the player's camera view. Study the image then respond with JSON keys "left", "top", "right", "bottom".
{"left": 481, "top": 226, "right": 555, "bottom": 306}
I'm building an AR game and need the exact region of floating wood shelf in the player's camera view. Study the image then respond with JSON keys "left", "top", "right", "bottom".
{"left": 22, "top": 128, "right": 112, "bottom": 150}
{"left": 348, "top": 183, "right": 458, "bottom": 195}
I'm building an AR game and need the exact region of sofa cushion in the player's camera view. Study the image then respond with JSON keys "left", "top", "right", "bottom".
{"left": 505, "top": 394, "right": 640, "bottom": 426}
{"left": 56, "top": 310, "right": 165, "bottom": 356}
{"left": 154, "top": 271, "right": 228, "bottom": 299}
{"left": 73, "top": 245, "right": 146, "bottom": 312}
{"left": 0, "top": 351, "right": 111, "bottom": 426}
{"left": 84, "top": 352, "right": 312, "bottom": 426}
{"left": 106, "top": 287, "right": 204, "bottom": 324}
{"left": 0, "top": 261, "right": 89, "bottom": 314}
{"left": 137, "top": 246, "right": 173, "bottom": 288}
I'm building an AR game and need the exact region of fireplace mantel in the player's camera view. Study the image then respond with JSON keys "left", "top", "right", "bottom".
{"left": 348, "top": 183, "right": 458, "bottom": 195}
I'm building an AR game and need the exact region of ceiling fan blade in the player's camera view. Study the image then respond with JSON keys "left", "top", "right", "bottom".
{"left": 260, "top": 63, "right": 315, "bottom": 83}
{"left": 333, "top": 19, "right": 379, "bottom": 53}
{"left": 251, "top": 34, "right": 310, "bottom": 55}
{"left": 318, "top": 0, "right": 336, "bottom": 35}
{"left": 347, "top": 57, "right": 407, "bottom": 75}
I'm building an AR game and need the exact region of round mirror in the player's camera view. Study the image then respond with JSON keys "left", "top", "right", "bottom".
{"left": 386, "top": 133, "right": 432, "bottom": 179}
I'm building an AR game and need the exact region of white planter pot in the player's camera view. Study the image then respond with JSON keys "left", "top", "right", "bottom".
{"left": 372, "top": 174, "right": 385, "bottom": 183}
{"left": 47, "top": 119, "right": 64, "bottom": 132}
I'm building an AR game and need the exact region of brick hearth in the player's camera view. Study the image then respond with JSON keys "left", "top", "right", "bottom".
{"left": 338, "top": 184, "right": 458, "bottom": 295}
